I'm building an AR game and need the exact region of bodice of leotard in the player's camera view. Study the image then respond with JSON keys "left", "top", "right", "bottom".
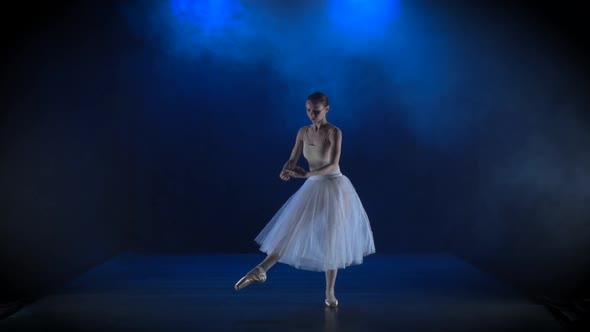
{"left": 303, "top": 126, "right": 338, "bottom": 171}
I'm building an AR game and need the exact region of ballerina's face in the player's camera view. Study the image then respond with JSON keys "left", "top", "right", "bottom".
{"left": 306, "top": 100, "right": 329, "bottom": 124}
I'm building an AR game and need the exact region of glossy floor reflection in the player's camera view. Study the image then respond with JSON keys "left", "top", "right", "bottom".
{"left": 1, "top": 253, "right": 562, "bottom": 331}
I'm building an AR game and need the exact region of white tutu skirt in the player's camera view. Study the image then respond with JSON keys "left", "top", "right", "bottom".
{"left": 255, "top": 170, "right": 376, "bottom": 272}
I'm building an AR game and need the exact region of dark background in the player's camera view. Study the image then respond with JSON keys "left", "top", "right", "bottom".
{"left": 1, "top": 0, "right": 589, "bottom": 304}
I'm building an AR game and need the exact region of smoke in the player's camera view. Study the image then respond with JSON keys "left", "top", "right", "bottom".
{"left": 116, "top": 1, "right": 590, "bottom": 277}
{"left": 118, "top": 0, "right": 589, "bottom": 153}
{"left": 485, "top": 109, "right": 590, "bottom": 250}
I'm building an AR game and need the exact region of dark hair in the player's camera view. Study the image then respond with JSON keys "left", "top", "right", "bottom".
{"left": 306, "top": 91, "right": 329, "bottom": 107}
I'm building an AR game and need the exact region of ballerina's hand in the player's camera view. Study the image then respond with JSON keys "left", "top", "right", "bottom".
{"left": 279, "top": 169, "right": 291, "bottom": 181}
{"left": 286, "top": 166, "right": 308, "bottom": 179}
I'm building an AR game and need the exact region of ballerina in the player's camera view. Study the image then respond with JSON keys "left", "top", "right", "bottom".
{"left": 234, "top": 92, "right": 376, "bottom": 308}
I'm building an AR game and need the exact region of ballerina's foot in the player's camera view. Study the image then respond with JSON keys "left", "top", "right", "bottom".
{"left": 325, "top": 291, "right": 338, "bottom": 308}
{"left": 234, "top": 266, "right": 267, "bottom": 291}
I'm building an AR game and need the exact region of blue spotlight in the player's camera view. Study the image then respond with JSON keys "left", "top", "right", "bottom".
{"left": 145, "top": 0, "right": 255, "bottom": 61}
{"left": 326, "top": 0, "right": 400, "bottom": 37}
{"left": 169, "top": 0, "right": 245, "bottom": 37}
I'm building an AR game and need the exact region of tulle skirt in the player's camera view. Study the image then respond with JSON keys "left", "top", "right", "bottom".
{"left": 255, "top": 170, "right": 376, "bottom": 272}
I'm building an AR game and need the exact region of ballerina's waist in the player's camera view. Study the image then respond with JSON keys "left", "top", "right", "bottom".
{"left": 308, "top": 168, "right": 342, "bottom": 181}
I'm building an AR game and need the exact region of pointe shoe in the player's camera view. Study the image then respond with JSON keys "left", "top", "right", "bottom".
{"left": 234, "top": 267, "right": 267, "bottom": 291}
{"left": 325, "top": 292, "right": 338, "bottom": 308}
{"left": 325, "top": 298, "right": 339, "bottom": 308}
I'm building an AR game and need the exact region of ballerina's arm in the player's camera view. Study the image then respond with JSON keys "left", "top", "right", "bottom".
{"left": 282, "top": 127, "right": 305, "bottom": 171}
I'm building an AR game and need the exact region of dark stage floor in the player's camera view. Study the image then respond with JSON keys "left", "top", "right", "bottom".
{"left": 1, "top": 253, "right": 562, "bottom": 331}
